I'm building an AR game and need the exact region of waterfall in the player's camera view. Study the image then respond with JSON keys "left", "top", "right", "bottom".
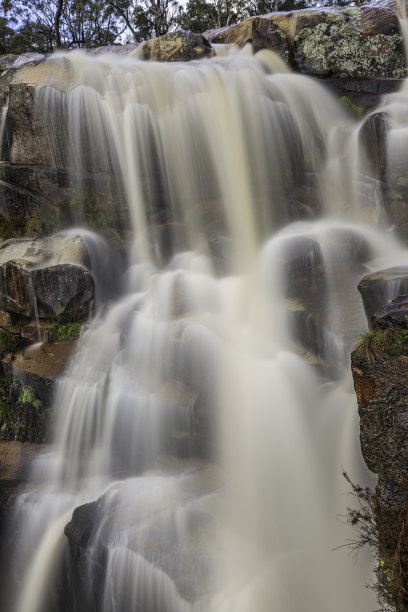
{"left": 3, "top": 45, "right": 408, "bottom": 612}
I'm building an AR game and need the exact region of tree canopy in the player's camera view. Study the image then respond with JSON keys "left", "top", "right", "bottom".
{"left": 0, "top": 0, "right": 365, "bottom": 54}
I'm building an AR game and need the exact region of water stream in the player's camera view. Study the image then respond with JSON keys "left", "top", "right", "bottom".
{"left": 3, "top": 44, "right": 408, "bottom": 611}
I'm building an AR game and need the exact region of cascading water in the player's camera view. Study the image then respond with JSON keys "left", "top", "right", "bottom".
{"left": 3, "top": 43, "right": 408, "bottom": 612}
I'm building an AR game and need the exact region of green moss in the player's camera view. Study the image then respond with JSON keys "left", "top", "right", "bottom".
{"left": 19, "top": 386, "right": 41, "bottom": 409}
{"left": 0, "top": 376, "right": 51, "bottom": 442}
{"left": 0, "top": 330, "right": 14, "bottom": 358}
{"left": 57, "top": 322, "right": 81, "bottom": 341}
{"left": 46, "top": 322, "right": 82, "bottom": 343}
{"left": 339, "top": 95, "right": 365, "bottom": 118}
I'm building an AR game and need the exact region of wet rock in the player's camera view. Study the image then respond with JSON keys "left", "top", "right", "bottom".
{"left": 0, "top": 339, "right": 77, "bottom": 442}
{"left": 358, "top": 111, "right": 390, "bottom": 180}
{"left": 358, "top": 266, "right": 408, "bottom": 322}
{"left": 8, "top": 83, "right": 47, "bottom": 166}
{"left": 0, "top": 235, "right": 94, "bottom": 323}
{"left": 64, "top": 460, "right": 222, "bottom": 611}
{"left": 370, "top": 294, "right": 408, "bottom": 329}
{"left": 289, "top": 307, "right": 344, "bottom": 365}
{"left": 31, "top": 264, "right": 94, "bottom": 322}
{"left": 0, "top": 259, "right": 94, "bottom": 323}
{"left": 0, "top": 441, "right": 44, "bottom": 526}
{"left": 141, "top": 31, "right": 213, "bottom": 62}
{"left": 11, "top": 53, "right": 47, "bottom": 68}
{"left": 205, "top": 16, "right": 289, "bottom": 61}
{"left": 0, "top": 261, "right": 31, "bottom": 316}
{"left": 89, "top": 43, "right": 139, "bottom": 56}
{"left": 281, "top": 236, "right": 323, "bottom": 282}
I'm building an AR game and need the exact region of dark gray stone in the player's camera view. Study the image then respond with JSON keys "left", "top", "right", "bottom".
{"left": 32, "top": 264, "right": 94, "bottom": 322}
{"left": 358, "top": 267, "right": 408, "bottom": 323}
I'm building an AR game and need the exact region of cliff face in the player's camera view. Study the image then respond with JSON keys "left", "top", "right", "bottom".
{"left": 352, "top": 297, "right": 408, "bottom": 611}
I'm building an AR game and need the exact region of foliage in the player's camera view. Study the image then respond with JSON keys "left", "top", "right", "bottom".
{"left": 47, "top": 322, "right": 81, "bottom": 342}
{"left": 0, "top": 329, "right": 14, "bottom": 358}
{"left": 0, "top": 328, "right": 23, "bottom": 359}
{"left": 0, "top": 0, "right": 374, "bottom": 52}
{"left": 1, "top": 0, "right": 124, "bottom": 51}
{"left": 0, "top": 376, "right": 51, "bottom": 442}
{"left": 56, "top": 322, "right": 81, "bottom": 340}
{"left": 343, "top": 471, "right": 408, "bottom": 612}
{"left": 19, "top": 385, "right": 41, "bottom": 408}
{"left": 109, "top": 0, "right": 180, "bottom": 42}
{"left": 354, "top": 327, "right": 408, "bottom": 363}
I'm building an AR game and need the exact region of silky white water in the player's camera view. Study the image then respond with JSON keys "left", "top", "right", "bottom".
{"left": 3, "top": 45, "right": 408, "bottom": 612}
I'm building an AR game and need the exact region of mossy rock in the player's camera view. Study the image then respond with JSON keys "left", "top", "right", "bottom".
{"left": 45, "top": 322, "right": 82, "bottom": 343}
{"left": 0, "top": 378, "right": 50, "bottom": 443}
{"left": 294, "top": 14, "right": 405, "bottom": 78}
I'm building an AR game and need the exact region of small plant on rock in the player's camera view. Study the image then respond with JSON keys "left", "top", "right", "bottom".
{"left": 19, "top": 386, "right": 41, "bottom": 409}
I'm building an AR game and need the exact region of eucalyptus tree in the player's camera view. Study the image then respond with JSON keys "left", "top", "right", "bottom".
{"left": 108, "top": 0, "right": 180, "bottom": 41}
{"left": 0, "top": 0, "right": 125, "bottom": 49}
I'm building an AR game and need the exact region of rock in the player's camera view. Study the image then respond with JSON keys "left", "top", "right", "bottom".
{"left": 6, "top": 339, "right": 77, "bottom": 401}
{"left": 64, "top": 460, "right": 222, "bottom": 611}
{"left": 205, "top": 16, "right": 289, "bottom": 61}
{"left": 352, "top": 295, "right": 408, "bottom": 612}
{"left": 351, "top": 5, "right": 399, "bottom": 36}
{"left": 370, "top": 294, "right": 408, "bottom": 329}
{"left": 358, "top": 111, "right": 390, "bottom": 180}
{"left": 0, "top": 55, "right": 18, "bottom": 72}
{"left": 358, "top": 267, "right": 408, "bottom": 322}
{"left": 89, "top": 43, "right": 139, "bottom": 55}
{"left": 10, "top": 53, "right": 47, "bottom": 68}
{"left": 352, "top": 329, "right": 408, "bottom": 479}
{"left": 0, "top": 260, "right": 94, "bottom": 323}
{"left": 0, "top": 439, "right": 46, "bottom": 608}
{"left": 8, "top": 83, "right": 48, "bottom": 166}
{"left": 294, "top": 7, "right": 405, "bottom": 79}
{"left": 140, "top": 31, "right": 213, "bottom": 62}
{"left": 289, "top": 307, "right": 344, "bottom": 366}
{"left": 0, "top": 261, "right": 31, "bottom": 316}
{"left": 0, "top": 441, "right": 44, "bottom": 525}
{"left": 0, "top": 235, "right": 94, "bottom": 323}
{"left": 0, "top": 339, "right": 77, "bottom": 443}
{"left": 0, "top": 164, "right": 72, "bottom": 240}
{"left": 31, "top": 264, "right": 94, "bottom": 322}
{"left": 206, "top": 7, "right": 406, "bottom": 78}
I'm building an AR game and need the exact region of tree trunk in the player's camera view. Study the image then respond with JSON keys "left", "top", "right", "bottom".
{"left": 55, "top": 0, "right": 64, "bottom": 47}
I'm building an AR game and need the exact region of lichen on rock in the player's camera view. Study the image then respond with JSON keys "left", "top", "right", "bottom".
{"left": 295, "top": 16, "right": 405, "bottom": 78}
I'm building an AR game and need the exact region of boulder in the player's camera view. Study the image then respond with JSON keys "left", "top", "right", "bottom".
{"left": 294, "top": 7, "right": 405, "bottom": 79}
{"left": 31, "top": 264, "right": 94, "bottom": 322}
{"left": 206, "top": 7, "right": 406, "bottom": 78}
{"left": 140, "top": 31, "right": 213, "bottom": 62}
{"left": 205, "top": 16, "right": 289, "bottom": 61}
{"left": 0, "top": 235, "right": 94, "bottom": 324}
{"left": 0, "top": 55, "right": 18, "bottom": 72}
{"left": 0, "top": 261, "right": 94, "bottom": 322}
{"left": 64, "top": 460, "right": 222, "bottom": 611}
{"left": 357, "top": 266, "right": 408, "bottom": 322}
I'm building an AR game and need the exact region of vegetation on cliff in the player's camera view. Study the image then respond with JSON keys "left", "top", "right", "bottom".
{"left": 354, "top": 327, "right": 408, "bottom": 362}
{"left": 344, "top": 472, "right": 408, "bottom": 612}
